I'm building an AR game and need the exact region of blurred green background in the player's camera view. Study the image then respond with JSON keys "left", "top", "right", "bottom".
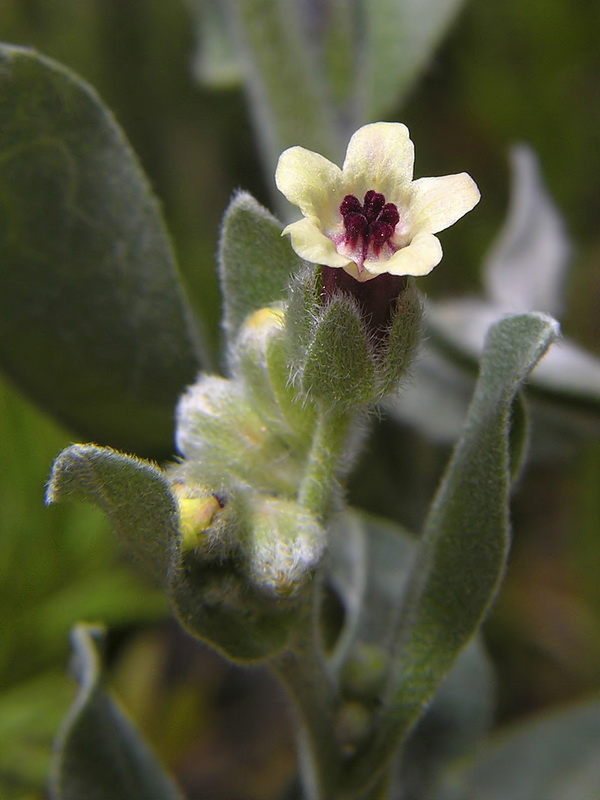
{"left": 0, "top": 0, "right": 598, "bottom": 798}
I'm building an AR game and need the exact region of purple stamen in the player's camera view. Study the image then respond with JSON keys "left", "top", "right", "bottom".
{"left": 363, "top": 190, "right": 385, "bottom": 219}
{"left": 379, "top": 203, "right": 400, "bottom": 227}
{"left": 340, "top": 195, "right": 364, "bottom": 216}
{"left": 340, "top": 191, "right": 400, "bottom": 264}
{"left": 343, "top": 211, "right": 368, "bottom": 248}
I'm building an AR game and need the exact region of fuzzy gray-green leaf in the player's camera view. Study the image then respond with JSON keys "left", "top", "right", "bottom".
{"left": 356, "top": 0, "right": 467, "bottom": 119}
{"left": 167, "top": 554, "right": 301, "bottom": 663}
{"left": 344, "top": 313, "right": 558, "bottom": 792}
{"left": 46, "top": 444, "right": 178, "bottom": 579}
{"left": 50, "top": 625, "right": 183, "bottom": 800}
{"left": 219, "top": 191, "right": 303, "bottom": 344}
{"left": 394, "top": 313, "right": 557, "bottom": 719}
{"left": 225, "top": 0, "right": 340, "bottom": 188}
{"left": 443, "top": 696, "right": 600, "bottom": 800}
{"left": 0, "top": 45, "right": 202, "bottom": 456}
{"left": 330, "top": 511, "right": 495, "bottom": 796}
{"left": 188, "top": 0, "right": 242, "bottom": 88}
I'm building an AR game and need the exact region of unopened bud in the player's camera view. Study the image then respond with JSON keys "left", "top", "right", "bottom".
{"left": 285, "top": 266, "right": 423, "bottom": 409}
{"left": 167, "top": 484, "right": 321, "bottom": 663}
{"left": 171, "top": 481, "right": 231, "bottom": 558}
{"left": 229, "top": 304, "right": 287, "bottom": 424}
{"left": 244, "top": 495, "right": 326, "bottom": 597}
{"left": 175, "top": 374, "right": 300, "bottom": 495}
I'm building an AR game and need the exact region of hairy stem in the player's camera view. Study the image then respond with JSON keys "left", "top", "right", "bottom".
{"left": 298, "top": 408, "right": 354, "bottom": 519}
{"left": 270, "top": 590, "right": 342, "bottom": 800}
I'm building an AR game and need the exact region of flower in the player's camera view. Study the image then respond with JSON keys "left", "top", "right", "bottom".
{"left": 275, "top": 122, "right": 481, "bottom": 283}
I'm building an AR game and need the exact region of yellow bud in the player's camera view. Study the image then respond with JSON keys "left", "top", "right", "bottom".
{"left": 171, "top": 482, "right": 226, "bottom": 553}
{"left": 244, "top": 305, "right": 284, "bottom": 334}
{"left": 178, "top": 495, "right": 223, "bottom": 551}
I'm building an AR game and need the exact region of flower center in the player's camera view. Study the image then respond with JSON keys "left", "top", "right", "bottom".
{"left": 340, "top": 190, "right": 400, "bottom": 265}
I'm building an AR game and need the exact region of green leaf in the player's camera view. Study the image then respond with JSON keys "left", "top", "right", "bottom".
{"left": 219, "top": 191, "right": 303, "bottom": 344}
{"left": 188, "top": 0, "right": 242, "bottom": 88}
{"left": 329, "top": 511, "right": 495, "bottom": 798}
{"left": 343, "top": 313, "right": 558, "bottom": 792}
{"left": 507, "top": 392, "right": 529, "bottom": 482}
{"left": 0, "top": 45, "right": 202, "bottom": 457}
{"left": 431, "top": 298, "right": 600, "bottom": 414}
{"left": 442, "top": 696, "right": 600, "bottom": 800}
{"left": 399, "top": 639, "right": 495, "bottom": 799}
{"left": 46, "top": 444, "right": 178, "bottom": 579}
{"left": 50, "top": 625, "right": 184, "bottom": 800}
{"left": 167, "top": 552, "right": 302, "bottom": 663}
{"left": 46, "top": 444, "right": 300, "bottom": 663}
{"left": 222, "top": 0, "right": 340, "bottom": 186}
{"left": 316, "top": 0, "right": 361, "bottom": 111}
{"left": 392, "top": 313, "right": 556, "bottom": 723}
{"left": 356, "top": 0, "right": 468, "bottom": 119}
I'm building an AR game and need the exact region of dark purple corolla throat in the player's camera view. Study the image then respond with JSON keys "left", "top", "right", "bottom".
{"left": 340, "top": 190, "right": 400, "bottom": 265}
{"left": 320, "top": 266, "right": 407, "bottom": 337}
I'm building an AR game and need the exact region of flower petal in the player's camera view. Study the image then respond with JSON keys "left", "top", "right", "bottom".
{"left": 275, "top": 146, "right": 343, "bottom": 228}
{"left": 364, "top": 233, "right": 443, "bottom": 278}
{"left": 409, "top": 173, "right": 480, "bottom": 235}
{"left": 282, "top": 218, "right": 351, "bottom": 269}
{"left": 342, "top": 122, "right": 414, "bottom": 202}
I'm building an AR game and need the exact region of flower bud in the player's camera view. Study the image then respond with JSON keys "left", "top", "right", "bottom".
{"left": 167, "top": 485, "right": 311, "bottom": 663}
{"left": 175, "top": 373, "right": 301, "bottom": 495}
{"left": 171, "top": 480, "right": 234, "bottom": 560}
{"left": 166, "top": 477, "right": 326, "bottom": 662}
{"left": 229, "top": 304, "right": 316, "bottom": 441}
{"left": 285, "top": 265, "right": 423, "bottom": 408}
{"left": 242, "top": 495, "right": 326, "bottom": 597}
{"left": 228, "top": 305, "right": 288, "bottom": 425}
{"left": 168, "top": 554, "right": 303, "bottom": 662}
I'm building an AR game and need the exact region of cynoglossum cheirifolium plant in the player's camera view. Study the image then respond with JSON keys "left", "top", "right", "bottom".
{"left": 47, "top": 115, "right": 561, "bottom": 800}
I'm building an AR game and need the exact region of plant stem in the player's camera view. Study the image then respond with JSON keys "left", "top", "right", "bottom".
{"left": 298, "top": 408, "right": 353, "bottom": 519}
{"left": 270, "top": 589, "right": 342, "bottom": 800}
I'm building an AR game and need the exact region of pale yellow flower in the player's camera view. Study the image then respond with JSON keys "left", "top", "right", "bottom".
{"left": 275, "top": 122, "right": 481, "bottom": 282}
